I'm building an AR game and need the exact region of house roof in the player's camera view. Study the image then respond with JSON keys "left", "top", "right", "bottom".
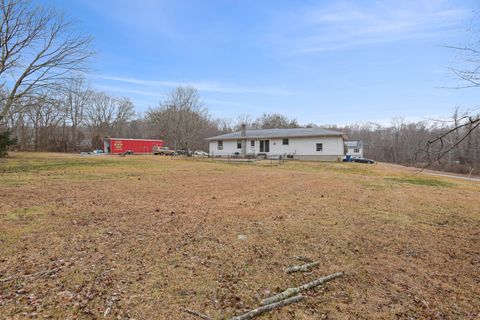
{"left": 344, "top": 140, "right": 363, "bottom": 148}
{"left": 206, "top": 128, "right": 347, "bottom": 141}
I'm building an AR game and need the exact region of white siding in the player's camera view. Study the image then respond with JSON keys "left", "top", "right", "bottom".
{"left": 209, "top": 140, "right": 240, "bottom": 156}
{"left": 209, "top": 136, "right": 344, "bottom": 157}
{"left": 346, "top": 146, "right": 363, "bottom": 158}
{"left": 266, "top": 136, "right": 343, "bottom": 156}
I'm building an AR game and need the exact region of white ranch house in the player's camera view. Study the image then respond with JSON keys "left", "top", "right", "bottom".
{"left": 345, "top": 140, "right": 364, "bottom": 158}
{"left": 206, "top": 127, "right": 348, "bottom": 161}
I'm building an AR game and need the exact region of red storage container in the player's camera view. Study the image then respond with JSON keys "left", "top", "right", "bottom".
{"left": 104, "top": 138, "right": 164, "bottom": 154}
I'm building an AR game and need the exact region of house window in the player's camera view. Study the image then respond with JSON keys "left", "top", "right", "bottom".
{"left": 282, "top": 138, "right": 289, "bottom": 145}
{"left": 218, "top": 141, "right": 223, "bottom": 150}
{"left": 354, "top": 148, "right": 359, "bottom": 153}
{"left": 237, "top": 140, "right": 242, "bottom": 149}
{"left": 316, "top": 143, "right": 323, "bottom": 151}
{"left": 251, "top": 140, "right": 255, "bottom": 147}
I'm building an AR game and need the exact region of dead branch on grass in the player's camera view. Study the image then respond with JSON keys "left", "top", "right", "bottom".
{"left": 0, "top": 267, "right": 63, "bottom": 283}
{"left": 230, "top": 295, "right": 305, "bottom": 320}
{"left": 293, "top": 255, "right": 313, "bottom": 263}
{"left": 284, "top": 261, "right": 319, "bottom": 274}
{"left": 182, "top": 308, "right": 214, "bottom": 320}
{"left": 260, "top": 271, "right": 343, "bottom": 305}
{"left": 103, "top": 293, "right": 119, "bottom": 317}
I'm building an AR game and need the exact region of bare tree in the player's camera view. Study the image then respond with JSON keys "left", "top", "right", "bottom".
{"left": 147, "top": 86, "right": 214, "bottom": 151}
{"left": 233, "top": 114, "right": 254, "bottom": 130}
{"left": 62, "top": 76, "right": 91, "bottom": 151}
{"left": 340, "top": 116, "right": 479, "bottom": 174}
{"left": 423, "top": 23, "right": 480, "bottom": 161}
{"left": 112, "top": 97, "right": 136, "bottom": 137}
{"left": 434, "top": 37, "right": 480, "bottom": 155}
{"left": 215, "top": 118, "right": 234, "bottom": 133}
{"left": 85, "top": 91, "right": 135, "bottom": 148}
{"left": 24, "top": 91, "right": 64, "bottom": 151}
{"left": 85, "top": 91, "right": 116, "bottom": 141}
{"left": 421, "top": 108, "right": 480, "bottom": 165}
{"left": 252, "top": 113, "right": 300, "bottom": 129}
{"left": 0, "top": 0, "right": 93, "bottom": 119}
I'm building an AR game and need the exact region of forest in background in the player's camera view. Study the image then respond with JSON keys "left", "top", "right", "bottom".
{"left": 5, "top": 92, "right": 480, "bottom": 174}
{"left": 0, "top": 0, "right": 479, "bottom": 174}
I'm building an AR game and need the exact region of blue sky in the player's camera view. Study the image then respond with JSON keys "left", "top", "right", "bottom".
{"left": 41, "top": 0, "right": 479, "bottom": 125}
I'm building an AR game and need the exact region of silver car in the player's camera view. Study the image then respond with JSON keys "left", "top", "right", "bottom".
{"left": 194, "top": 150, "right": 209, "bottom": 157}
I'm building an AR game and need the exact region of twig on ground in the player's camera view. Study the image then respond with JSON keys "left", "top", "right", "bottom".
{"left": 260, "top": 271, "right": 343, "bottom": 305}
{"left": 230, "top": 295, "right": 305, "bottom": 320}
{"left": 0, "top": 276, "right": 14, "bottom": 283}
{"left": 0, "top": 267, "right": 63, "bottom": 283}
{"left": 284, "top": 261, "right": 319, "bottom": 274}
{"left": 293, "top": 255, "right": 313, "bottom": 263}
{"left": 103, "top": 293, "right": 119, "bottom": 317}
{"left": 182, "top": 308, "right": 213, "bottom": 320}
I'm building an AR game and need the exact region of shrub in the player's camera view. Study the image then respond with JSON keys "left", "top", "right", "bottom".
{"left": 0, "top": 119, "right": 17, "bottom": 157}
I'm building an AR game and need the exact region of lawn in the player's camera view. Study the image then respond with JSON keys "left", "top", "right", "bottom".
{"left": 0, "top": 153, "right": 479, "bottom": 319}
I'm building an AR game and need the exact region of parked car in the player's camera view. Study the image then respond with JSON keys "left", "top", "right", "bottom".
{"left": 194, "top": 150, "right": 208, "bottom": 157}
{"left": 175, "top": 149, "right": 192, "bottom": 156}
{"left": 352, "top": 157, "right": 375, "bottom": 164}
{"left": 153, "top": 146, "right": 175, "bottom": 156}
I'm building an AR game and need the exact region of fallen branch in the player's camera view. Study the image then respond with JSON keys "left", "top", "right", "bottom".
{"left": 260, "top": 271, "right": 343, "bottom": 305}
{"left": 103, "top": 293, "right": 119, "bottom": 317}
{"left": 182, "top": 308, "right": 213, "bottom": 320}
{"left": 230, "top": 295, "right": 305, "bottom": 320}
{"left": 0, "top": 276, "right": 14, "bottom": 283}
{"left": 293, "top": 255, "right": 313, "bottom": 263}
{"left": 284, "top": 261, "right": 319, "bottom": 274}
{"left": 0, "top": 267, "right": 62, "bottom": 283}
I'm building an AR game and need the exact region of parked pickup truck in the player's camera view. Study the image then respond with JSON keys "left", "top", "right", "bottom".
{"left": 153, "top": 146, "right": 175, "bottom": 156}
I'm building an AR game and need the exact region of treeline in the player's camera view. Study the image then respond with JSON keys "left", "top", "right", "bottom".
{"left": 3, "top": 83, "right": 224, "bottom": 152}
{"left": 5, "top": 77, "right": 133, "bottom": 152}
{"left": 0, "top": 0, "right": 223, "bottom": 153}
{"left": 1, "top": 0, "right": 479, "bottom": 174}
{"left": 4, "top": 83, "right": 480, "bottom": 174}
{"left": 216, "top": 111, "right": 480, "bottom": 174}
{"left": 335, "top": 113, "right": 480, "bottom": 174}
{"left": 2, "top": 89, "right": 309, "bottom": 152}
{"left": 222, "top": 112, "right": 480, "bottom": 174}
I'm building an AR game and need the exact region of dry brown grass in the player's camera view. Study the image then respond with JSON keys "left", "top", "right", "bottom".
{"left": 1, "top": 152, "right": 479, "bottom": 319}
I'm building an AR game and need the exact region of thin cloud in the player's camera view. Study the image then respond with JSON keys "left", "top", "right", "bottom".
{"left": 205, "top": 98, "right": 262, "bottom": 113}
{"left": 95, "top": 75, "right": 293, "bottom": 96}
{"left": 95, "top": 84, "right": 166, "bottom": 98}
{"left": 271, "top": 1, "right": 470, "bottom": 53}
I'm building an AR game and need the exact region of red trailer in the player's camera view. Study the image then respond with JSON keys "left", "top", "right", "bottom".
{"left": 104, "top": 138, "right": 164, "bottom": 154}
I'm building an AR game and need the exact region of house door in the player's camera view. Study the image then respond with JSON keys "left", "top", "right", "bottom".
{"left": 259, "top": 140, "right": 270, "bottom": 152}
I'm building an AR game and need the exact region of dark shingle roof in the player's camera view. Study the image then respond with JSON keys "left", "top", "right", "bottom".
{"left": 206, "top": 128, "right": 347, "bottom": 141}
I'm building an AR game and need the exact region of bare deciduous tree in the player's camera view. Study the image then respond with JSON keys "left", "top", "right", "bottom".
{"left": 0, "top": 0, "right": 93, "bottom": 119}
{"left": 253, "top": 113, "right": 300, "bottom": 129}
{"left": 421, "top": 108, "right": 480, "bottom": 165}
{"left": 63, "top": 76, "right": 91, "bottom": 151}
{"left": 85, "top": 91, "right": 135, "bottom": 148}
{"left": 24, "top": 91, "right": 63, "bottom": 151}
{"left": 147, "top": 86, "right": 215, "bottom": 151}
{"left": 424, "top": 25, "right": 480, "bottom": 161}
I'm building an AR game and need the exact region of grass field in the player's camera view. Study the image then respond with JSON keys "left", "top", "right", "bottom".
{"left": 1, "top": 153, "right": 479, "bottom": 319}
